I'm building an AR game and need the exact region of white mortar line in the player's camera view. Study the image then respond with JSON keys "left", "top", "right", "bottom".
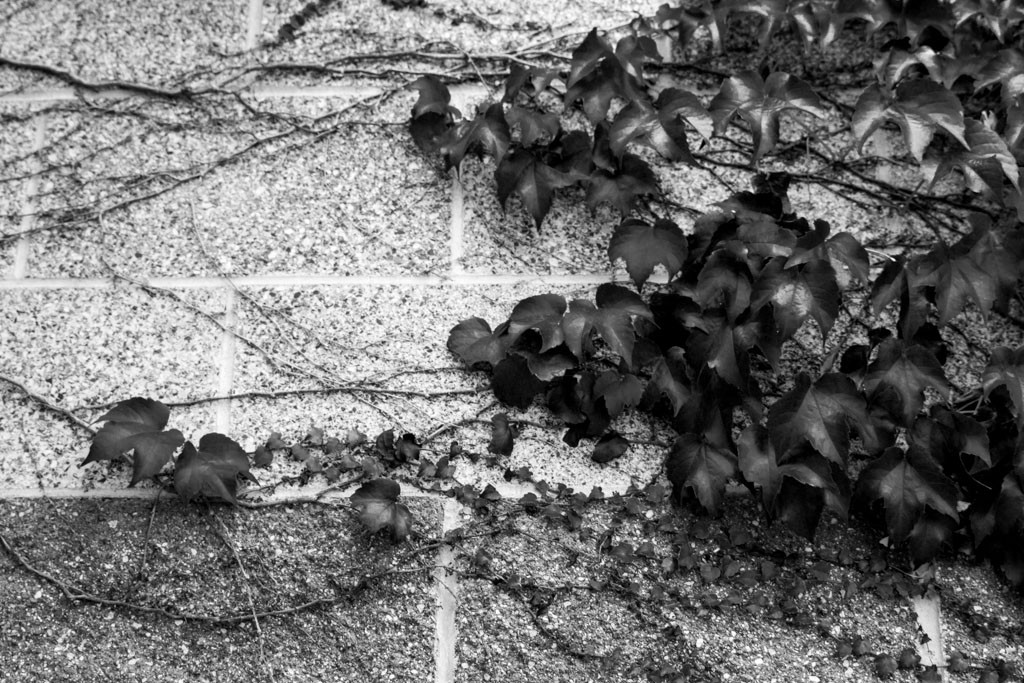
{"left": 10, "top": 114, "right": 47, "bottom": 278}
{"left": 913, "top": 594, "right": 948, "bottom": 682}
{"left": 450, "top": 171, "right": 465, "bottom": 277}
{"left": 214, "top": 287, "right": 237, "bottom": 434}
{"left": 434, "top": 499, "right": 460, "bottom": 683}
{"left": 0, "top": 272, "right": 657, "bottom": 290}
{"left": 244, "top": 0, "right": 263, "bottom": 51}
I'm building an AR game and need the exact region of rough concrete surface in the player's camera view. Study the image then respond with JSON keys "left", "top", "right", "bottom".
{"left": 1, "top": 2, "right": 1023, "bottom": 683}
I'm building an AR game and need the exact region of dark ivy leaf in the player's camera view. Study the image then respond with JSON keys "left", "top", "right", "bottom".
{"left": 442, "top": 102, "right": 511, "bottom": 168}
{"left": 397, "top": 433, "right": 421, "bottom": 462}
{"left": 750, "top": 256, "right": 840, "bottom": 340}
{"left": 174, "top": 434, "right": 257, "bottom": 505}
{"left": 594, "top": 370, "right": 644, "bottom": 417}
{"left": 982, "top": 346, "right": 1024, "bottom": 428}
{"left": 488, "top": 413, "right": 515, "bottom": 456}
{"left": 586, "top": 153, "right": 659, "bottom": 215}
{"left": 81, "top": 397, "right": 185, "bottom": 485}
{"left": 855, "top": 445, "right": 959, "bottom": 544}
{"left": 507, "top": 293, "right": 567, "bottom": 351}
{"left": 447, "top": 317, "right": 510, "bottom": 368}
{"left": 253, "top": 445, "right": 273, "bottom": 467}
{"left": 592, "top": 431, "right": 630, "bottom": 463}
{"left": 93, "top": 397, "right": 170, "bottom": 429}
{"left": 351, "top": 478, "right": 413, "bottom": 541}
{"left": 767, "top": 372, "right": 873, "bottom": 466}
{"left": 865, "top": 339, "right": 950, "bottom": 427}
{"left": 608, "top": 218, "right": 688, "bottom": 290}
{"left": 852, "top": 80, "right": 967, "bottom": 162}
{"left": 666, "top": 432, "right": 737, "bottom": 514}
{"left": 495, "top": 147, "right": 579, "bottom": 230}
{"left": 709, "top": 70, "right": 825, "bottom": 161}
{"left": 492, "top": 355, "right": 546, "bottom": 408}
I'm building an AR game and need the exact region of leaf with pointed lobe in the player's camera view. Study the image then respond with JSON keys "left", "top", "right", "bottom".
{"left": 684, "top": 312, "right": 753, "bottom": 391}
{"left": 644, "top": 353, "right": 691, "bottom": 416}
{"left": 767, "top": 372, "right": 872, "bottom": 466}
{"left": 865, "top": 339, "right": 950, "bottom": 427}
{"left": 709, "top": 70, "right": 825, "bottom": 161}
{"left": 738, "top": 425, "right": 849, "bottom": 533}
{"left": 351, "top": 478, "right": 413, "bottom": 541}
{"left": 923, "top": 118, "right": 1020, "bottom": 201}
{"left": 852, "top": 80, "right": 968, "bottom": 162}
{"left": 608, "top": 218, "right": 688, "bottom": 290}
{"left": 495, "top": 147, "right": 578, "bottom": 230}
{"left": 982, "top": 346, "right": 1024, "bottom": 427}
{"left": 505, "top": 106, "right": 560, "bottom": 147}
{"left": 93, "top": 397, "right": 170, "bottom": 429}
{"left": 695, "top": 250, "right": 754, "bottom": 322}
{"left": 174, "top": 434, "right": 257, "bottom": 505}
{"left": 596, "top": 283, "right": 653, "bottom": 320}
{"left": 586, "top": 153, "right": 659, "bottom": 215}
{"left": 667, "top": 433, "right": 737, "bottom": 514}
{"left": 914, "top": 221, "right": 1020, "bottom": 325}
{"left": 751, "top": 256, "right": 840, "bottom": 340}
{"left": 524, "top": 348, "right": 578, "bottom": 382}
{"left": 447, "top": 317, "right": 510, "bottom": 368}
{"left": 608, "top": 88, "right": 710, "bottom": 163}
{"left": 82, "top": 397, "right": 185, "bottom": 485}
{"left": 507, "top": 293, "right": 567, "bottom": 351}
{"left": 855, "top": 446, "right": 958, "bottom": 544}
{"left": 564, "top": 29, "right": 646, "bottom": 123}
{"left": 594, "top": 370, "right": 643, "bottom": 417}
{"left": 442, "top": 103, "right": 511, "bottom": 168}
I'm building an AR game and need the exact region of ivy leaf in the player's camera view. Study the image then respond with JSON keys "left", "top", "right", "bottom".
{"left": 350, "top": 478, "right": 413, "bottom": 541}
{"left": 447, "top": 317, "right": 510, "bottom": 368}
{"left": 442, "top": 103, "right": 511, "bottom": 168}
{"left": 506, "top": 106, "right": 560, "bottom": 147}
{"left": 982, "top": 346, "right": 1024, "bottom": 427}
{"left": 564, "top": 29, "right": 647, "bottom": 123}
{"left": 608, "top": 88, "right": 710, "bottom": 163}
{"left": 767, "top": 372, "right": 872, "bottom": 466}
{"left": 608, "top": 218, "right": 688, "bottom": 290}
{"left": 495, "top": 147, "right": 578, "bottom": 230}
{"left": 594, "top": 370, "right": 643, "bottom": 417}
{"left": 586, "top": 153, "right": 659, "bottom": 215}
{"left": 92, "top": 396, "right": 170, "bottom": 428}
{"left": 666, "top": 432, "right": 737, "bottom": 514}
{"left": 559, "top": 296, "right": 639, "bottom": 366}
{"left": 852, "top": 80, "right": 968, "bottom": 162}
{"left": 645, "top": 353, "right": 692, "bottom": 416}
{"left": 174, "top": 434, "right": 257, "bottom": 505}
{"left": 82, "top": 397, "right": 185, "bottom": 486}
{"left": 488, "top": 413, "right": 515, "bottom": 456}
{"left": 409, "top": 76, "right": 458, "bottom": 154}
{"left": 738, "top": 425, "right": 850, "bottom": 532}
{"left": 751, "top": 256, "right": 840, "bottom": 340}
{"left": 592, "top": 431, "right": 630, "bottom": 463}
{"left": 492, "top": 355, "right": 546, "bottom": 408}
{"left": 695, "top": 250, "right": 754, "bottom": 322}
{"left": 914, "top": 223, "right": 1020, "bottom": 326}
{"left": 507, "top": 293, "right": 567, "bottom": 351}
{"left": 855, "top": 446, "right": 959, "bottom": 543}
{"left": 709, "top": 71, "right": 825, "bottom": 161}
{"left": 864, "top": 339, "right": 950, "bottom": 427}
{"left": 923, "top": 118, "right": 1020, "bottom": 200}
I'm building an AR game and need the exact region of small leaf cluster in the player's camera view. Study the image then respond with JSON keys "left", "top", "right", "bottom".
{"left": 80, "top": 398, "right": 429, "bottom": 541}
{"left": 427, "top": 3, "right": 1024, "bottom": 587}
